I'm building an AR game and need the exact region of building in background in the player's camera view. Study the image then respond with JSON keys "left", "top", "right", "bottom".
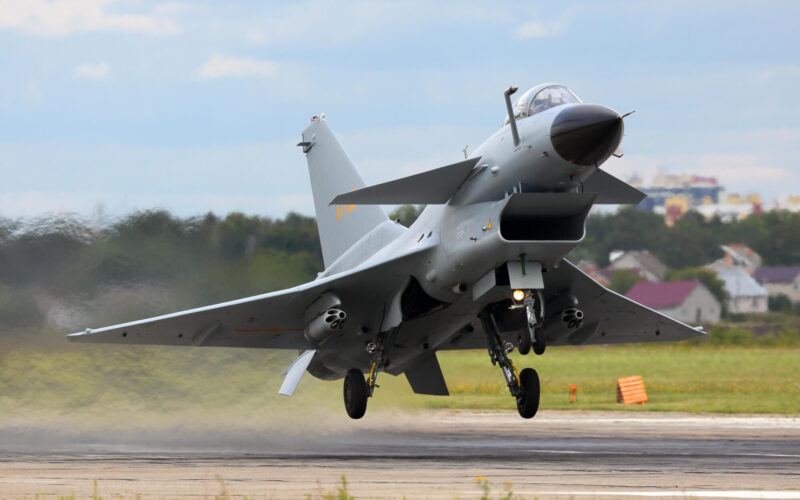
{"left": 625, "top": 280, "right": 721, "bottom": 324}
{"left": 634, "top": 174, "right": 723, "bottom": 213}
{"left": 709, "top": 244, "right": 763, "bottom": 275}
{"left": 773, "top": 195, "right": 800, "bottom": 212}
{"left": 664, "top": 195, "right": 690, "bottom": 226}
{"left": 630, "top": 173, "right": 762, "bottom": 224}
{"left": 696, "top": 193, "right": 763, "bottom": 222}
{"left": 753, "top": 266, "right": 800, "bottom": 304}
{"left": 608, "top": 250, "right": 668, "bottom": 282}
{"left": 715, "top": 268, "right": 769, "bottom": 314}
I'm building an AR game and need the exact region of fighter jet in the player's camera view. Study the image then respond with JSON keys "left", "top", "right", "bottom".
{"left": 69, "top": 84, "right": 703, "bottom": 419}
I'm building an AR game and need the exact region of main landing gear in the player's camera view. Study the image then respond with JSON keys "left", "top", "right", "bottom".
{"left": 342, "top": 327, "right": 401, "bottom": 419}
{"left": 479, "top": 310, "right": 540, "bottom": 419}
{"left": 343, "top": 368, "right": 368, "bottom": 419}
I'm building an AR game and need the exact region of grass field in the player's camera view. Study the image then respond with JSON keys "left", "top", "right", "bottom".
{"left": 436, "top": 346, "right": 800, "bottom": 413}
{"left": 1, "top": 342, "right": 798, "bottom": 420}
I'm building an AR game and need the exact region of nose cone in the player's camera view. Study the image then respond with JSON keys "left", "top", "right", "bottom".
{"left": 550, "top": 104, "right": 623, "bottom": 166}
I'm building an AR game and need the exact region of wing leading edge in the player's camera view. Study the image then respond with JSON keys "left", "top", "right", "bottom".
{"left": 68, "top": 240, "right": 436, "bottom": 349}
{"left": 543, "top": 260, "right": 705, "bottom": 345}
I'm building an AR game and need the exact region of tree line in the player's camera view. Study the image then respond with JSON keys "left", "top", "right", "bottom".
{"left": 0, "top": 210, "right": 322, "bottom": 337}
{"left": 1, "top": 206, "right": 799, "bottom": 340}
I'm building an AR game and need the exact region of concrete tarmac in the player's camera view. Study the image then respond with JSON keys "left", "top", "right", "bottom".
{"left": 1, "top": 410, "right": 799, "bottom": 499}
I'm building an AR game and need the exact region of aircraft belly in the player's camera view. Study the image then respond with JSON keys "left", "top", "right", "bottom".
{"left": 309, "top": 292, "right": 484, "bottom": 378}
{"left": 309, "top": 314, "right": 459, "bottom": 378}
{"left": 433, "top": 231, "right": 578, "bottom": 296}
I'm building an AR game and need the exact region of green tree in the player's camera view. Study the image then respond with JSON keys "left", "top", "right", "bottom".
{"left": 768, "top": 294, "right": 792, "bottom": 312}
{"left": 607, "top": 269, "right": 643, "bottom": 295}
{"left": 659, "top": 212, "right": 723, "bottom": 268}
{"left": 582, "top": 208, "right": 667, "bottom": 266}
{"left": 217, "top": 212, "right": 263, "bottom": 259}
{"left": 389, "top": 205, "right": 424, "bottom": 227}
{"left": 575, "top": 208, "right": 800, "bottom": 268}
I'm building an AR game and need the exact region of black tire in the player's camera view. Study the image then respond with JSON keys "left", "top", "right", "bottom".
{"left": 343, "top": 368, "right": 368, "bottom": 419}
{"left": 518, "top": 328, "right": 532, "bottom": 355}
{"left": 516, "top": 367, "right": 540, "bottom": 419}
{"left": 533, "top": 329, "right": 547, "bottom": 355}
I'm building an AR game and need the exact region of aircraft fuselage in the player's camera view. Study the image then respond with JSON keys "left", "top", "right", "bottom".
{"left": 308, "top": 94, "right": 624, "bottom": 380}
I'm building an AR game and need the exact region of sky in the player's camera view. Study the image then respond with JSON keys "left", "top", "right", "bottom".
{"left": 0, "top": 0, "right": 798, "bottom": 219}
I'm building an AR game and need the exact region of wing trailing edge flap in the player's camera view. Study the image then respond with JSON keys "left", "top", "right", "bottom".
{"left": 583, "top": 169, "right": 646, "bottom": 205}
{"left": 404, "top": 351, "right": 449, "bottom": 396}
{"left": 330, "top": 157, "right": 481, "bottom": 206}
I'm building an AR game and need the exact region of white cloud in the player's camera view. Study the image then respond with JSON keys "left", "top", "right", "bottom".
{"left": 240, "top": 0, "right": 510, "bottom": 47}
{"left": 74, "top": 62, "right": 109, "bottom": 79}
{"left": 197, "top": 55, "right": 278, "bottom": 80}
{"left": 753, "top": 64, "right": 800, "bottom": 82}
{"left": 0, "top": 0, "right": 179, "bottom": 36}
{"left": 513, "top": 8, "right": 577, "bottom": 39}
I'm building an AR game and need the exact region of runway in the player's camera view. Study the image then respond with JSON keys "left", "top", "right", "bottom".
{"left": 1, "top": 410, "right": 799, "bottom": 499}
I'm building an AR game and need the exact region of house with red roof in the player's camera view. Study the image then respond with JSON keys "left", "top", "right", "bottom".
{"left": 625, "top": 280, "right": 721, "bottom": 324}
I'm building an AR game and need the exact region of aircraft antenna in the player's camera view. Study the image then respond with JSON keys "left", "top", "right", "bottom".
{"left": 503, "top": 86, "right": 520, "bottom": 147}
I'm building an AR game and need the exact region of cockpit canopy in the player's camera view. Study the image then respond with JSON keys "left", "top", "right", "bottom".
{"left": 503, "top": 84, "right": 582, "bottom": 125}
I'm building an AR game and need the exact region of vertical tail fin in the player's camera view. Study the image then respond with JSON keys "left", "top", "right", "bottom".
{"left": 300, "top": 118, "right": 388, "bottom": 268}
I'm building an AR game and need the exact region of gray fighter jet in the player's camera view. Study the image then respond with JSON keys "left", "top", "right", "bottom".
{"left": 69, "top": 84, "right": 703, "bottom": 419}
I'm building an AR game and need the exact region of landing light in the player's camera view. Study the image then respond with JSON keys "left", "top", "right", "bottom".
{"left": 512, "top": 289, "right": 525, "bottom": 302}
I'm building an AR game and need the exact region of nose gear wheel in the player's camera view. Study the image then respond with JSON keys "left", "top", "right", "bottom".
{"left": 516, "top": 367, "right": 540, "bottom": 418}
{"left": 533, "top": 330, "right": 546, "bottom": 355}
{"left": 480, "top": 309, "right": 540, "bottom": 418}
{"left": 518, "top": 330, "right": 531, "bottom": 355}
{"left": 516, "top": 290, "right": 546, "bottom": 356}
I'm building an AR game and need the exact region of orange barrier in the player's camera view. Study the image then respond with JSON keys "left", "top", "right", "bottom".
{"left": 569, "top": 384, "right": 577, "bottom": 403}
{"left": 617, "top": 375, "right": 648, "bottom": 404}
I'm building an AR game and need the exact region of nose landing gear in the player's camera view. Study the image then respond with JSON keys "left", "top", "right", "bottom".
{"left": 518, "top": 329, "right": 532, "bottom": 355}
{"left": 532, "top": 327, "right": 547, "bottom": 355}
{"left": 480, "top": 310, "right": 540, "bottom": 419}
{"left": 516, "top": 367, "right": 540, "bottom": 418}
{"left": 513, "top": 290, "right": 546, "bottom": 356}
